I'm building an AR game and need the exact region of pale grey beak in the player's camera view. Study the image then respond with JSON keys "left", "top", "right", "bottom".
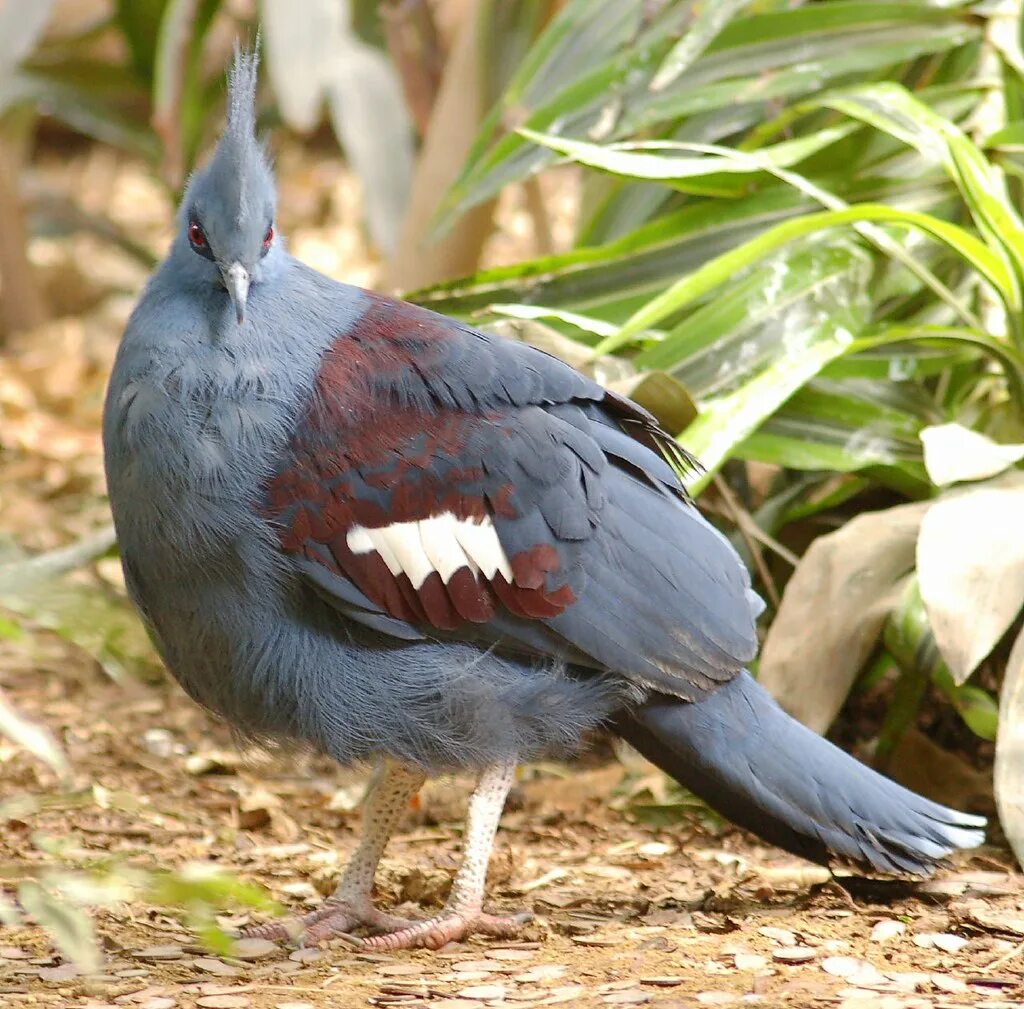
{"left": 223, "top": 261, "right": 250, "bottom": 324}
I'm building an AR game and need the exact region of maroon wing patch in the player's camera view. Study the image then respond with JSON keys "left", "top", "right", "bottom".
{"left": 265, "top": 304, "right": 587, "bottom": 633}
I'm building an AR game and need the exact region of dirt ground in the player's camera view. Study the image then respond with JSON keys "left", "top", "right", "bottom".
{"left": 1, "top": 646, "right": 1023, "bottom": 1009}
{"left": 2, "top": 143, "right": 1024, "bottom": 1009}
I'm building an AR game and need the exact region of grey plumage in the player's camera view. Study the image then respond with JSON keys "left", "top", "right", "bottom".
{"left": 104, "top": 48, "right": 984, "bottom": 951}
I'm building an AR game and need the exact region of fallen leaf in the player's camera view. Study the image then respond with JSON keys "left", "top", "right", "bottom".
{"left": 913, "top": 933, "right": 969, "bottom": 953}
{"left": 759, "top": 926, "right": 798, "bottom": 945}
{"left": 931, "top": 974, "right": 969, "bottom": 993}
{"left": 514, "top": 965, "right": 567, "bottom": 983}
{"left": 602, "top": 990, "right": 650, "bottom": 1005}
{"left": 458, "top": 984, "right": 507, "bottom": 999}
{"left": 997, "top": 625, "right": 1024, "bottom": 872}
{"left": 135, "top": 945, "right": 184, "bottom": 961}
{"left": 760, "top": 501, "right": 927, "bottom": 731}
{"left": 229, "top": 938, "right": 277, "bottom": 960}
{"left": 870, "top": 920, "right": 905, "bottom": 943}
{"left": 192, "top": 957, "right": 243, "bottom": 977}
{"left": 920, "top": 423, "right": 1024, "bottom": 486}
{"left": 918, "top": 470, "right": 1024, "bottom": 682}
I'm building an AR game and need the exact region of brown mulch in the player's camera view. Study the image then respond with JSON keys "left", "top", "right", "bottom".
{"left": 1, "top": 648, "right": 1022, "bottom": 1009}
{"left": 1, "top": 143, "right": 1023, "bottom": 1009}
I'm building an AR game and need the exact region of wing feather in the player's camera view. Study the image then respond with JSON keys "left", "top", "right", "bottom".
{"left": 265, "top": 291, "right": 759, "bottom": 703}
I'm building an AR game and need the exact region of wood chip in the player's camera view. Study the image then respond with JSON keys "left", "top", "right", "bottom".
{"left": 759, "top": 927, "right": 798, "bottom": 945}
{"left": 458, "top": 984, "right": 506, "bottom": 999}
{"left": 822, "top": 957, "right": 869, "bottom": 978}
{"left": 288, "top": 947, "right": 321, "bottom": 963}
{"left": 539, "top": 988, "right": 588, "bottom": 1005}
{"left": 639, "top": 976, "right": 683, "bottom": 987}
{"left": 489, "top": 949, "right": 535, "bottom": 961}
{"left": 600, "top": 981, "right": 639, "bottom": 993}
{"left": 602, "top": 990, "right": 649, "bottom": 1005}
{"left": 138, "top": 1000, "right": 176, "bottom": 1009}
{"left": 870, "top": 921, "right": 905, "bottom": 943}
{"left": 514, "top": 965, "right": 567, "bottom": 983}
{"left": 773, "top": 946, "right": 816, "bottom": 963}
{"left": 378, "top": 964, "right": 428, "bottom": 977}
{"left": 196, "top": 997, "right": 251, "bottom": 1009}
{"left": 275, "top": 1003, "right": 314, "bottom": 1009}
{"left": 570, "top": 934, "right": 620, "bottom": 946}
{"left": 230, "top": 938, "right": 278, "bottom": 960}
{"left": 37, "top": 964, "right": 80, "bottom": 981}
{"left": 452, "top": 960, "right": 503, "bottom": 973}
{"left": 135, "top": 946, "right": 184, "bottom": 961}
{"left": 0, "top": 947, "right": 29, "bottom": 959}
{"left": 913, "top": 932, "right": 969, "bottom": 953}
{"left": 192, "top": 958, "right": 243, "bottom": 977}
{"left": 733, "top": 953, "right": 768, "bottom": 971}
{"left": 116, "top": 987, "right": 168, "bottom": 1004}
{"left": 696, "top": 994, "right": 738, "bottom": 1005}
{"left": 931, "top": 973, "right": 969, "bottom": 993}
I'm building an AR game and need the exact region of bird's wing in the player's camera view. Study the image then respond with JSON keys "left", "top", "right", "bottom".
{"left": 264, "top": 293, "right": 761, "bottom": 700}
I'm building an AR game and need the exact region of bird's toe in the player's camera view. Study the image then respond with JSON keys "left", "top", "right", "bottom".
{"left": 357, "top": 909, "right": 532, "bottom": 952}
{"left": 241, "top": 898, "right": 422, "bottom": 947}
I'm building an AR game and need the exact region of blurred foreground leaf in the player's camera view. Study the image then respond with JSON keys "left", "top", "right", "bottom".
{"left": 18, "top": 880, "right": 100, "bottom": 972}
{"left": 0, "top": 688, "right": 71, "bottom": 785}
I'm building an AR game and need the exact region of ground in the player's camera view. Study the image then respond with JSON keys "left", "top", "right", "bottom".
{"left": 1, "top": 143, "right": 1023, "bottom": 1009}
{"left": 1, "top": 646, "right": 1022, "bottom": 1009}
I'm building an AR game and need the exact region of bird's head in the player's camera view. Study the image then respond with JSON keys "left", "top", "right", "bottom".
{"left": 175, "top": 45, "right": 278, "bottom": 325}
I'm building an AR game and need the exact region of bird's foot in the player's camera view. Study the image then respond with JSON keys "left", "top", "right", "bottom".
{"left": 239, "top": 897, "right": 415, "bottom": 946}
{"left": 355, "top": 908, "right": 533, "bottom": 952}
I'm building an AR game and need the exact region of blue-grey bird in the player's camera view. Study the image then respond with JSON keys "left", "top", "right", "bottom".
{"left": 103, "top": 48, "right": 986, "bottom": 951}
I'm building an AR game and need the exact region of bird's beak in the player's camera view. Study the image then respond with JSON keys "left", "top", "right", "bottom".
{"left": 223, "top": 262, "right": 250, "bottom": 325}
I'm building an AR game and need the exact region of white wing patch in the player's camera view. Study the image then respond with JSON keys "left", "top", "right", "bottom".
{"left": 346, "top": 513, "right": 513, "bottom": 589}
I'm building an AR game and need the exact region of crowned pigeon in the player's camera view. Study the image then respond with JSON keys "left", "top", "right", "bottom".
{"left": 103, "top": 48, "right": 985, "bottom": 952}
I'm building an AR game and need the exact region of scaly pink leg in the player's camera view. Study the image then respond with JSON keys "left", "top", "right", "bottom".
{"left": 358, "top": 759, "right": 531, "bottom": 951}
{"left": 241, "top": 759, "right": 425, "bottom": 943}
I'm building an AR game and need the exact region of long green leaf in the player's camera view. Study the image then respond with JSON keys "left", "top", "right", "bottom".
{"left": 438, "top": 2, "right": 976, "bottom": 228}
{"left": 519, "top": 124, "right": 857, "bottom": 183}
{"left": 736, "top": 379, "right": 929, "bottom": 476}
{"left": 638, "top": 239, "right": 871, "bottom": 384}
{"left": 649, "top": 0, "right": 751, "bottom": 92}
{"left": 527, "top": 128, "right": 986, "bottom": 329}
{"left": 413, "top": 175, "right": 953, "bottom": 318}
{"left": 820, "top": 82, "right": 1024, "bottom": 311}
{"left": 600, "top": 204, "right": 1012, "bottom": 354}
{"left": 683, "top": 327, "right": 1024, "bottom": 493}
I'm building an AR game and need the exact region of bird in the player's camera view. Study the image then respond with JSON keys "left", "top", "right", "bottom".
{"left": 103, "top": 47, "right": 985, "bottom": 952}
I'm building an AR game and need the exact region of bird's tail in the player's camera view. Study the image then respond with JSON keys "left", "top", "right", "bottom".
{"left": 613, "top": 671, "right": 985, "bottom": 875}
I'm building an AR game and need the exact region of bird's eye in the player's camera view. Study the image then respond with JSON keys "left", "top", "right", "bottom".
{"left": 188, "top": 221, "right": 207, "bottom": 247}
{"left": 263, "top": 225, "right": 274, "bottom": 249}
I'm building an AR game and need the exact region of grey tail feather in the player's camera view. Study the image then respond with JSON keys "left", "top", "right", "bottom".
{"left": 612, "top": 671, "right": 986, "bottom": 876}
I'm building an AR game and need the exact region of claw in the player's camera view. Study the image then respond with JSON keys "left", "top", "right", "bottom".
{"left": 242, "top": 898, "right": 418, "bottom": 947}
{"left": 358, "top": 909, "right": 532, "bottom": 952}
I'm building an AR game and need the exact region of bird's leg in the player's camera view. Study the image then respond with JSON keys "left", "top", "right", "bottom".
{"left": 357, "top": 759, "right": 531, "bottom": 951}
{"left": 241, "top": 759, "right": 426, "bottom": 943}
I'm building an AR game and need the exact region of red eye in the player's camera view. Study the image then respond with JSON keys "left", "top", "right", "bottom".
{"left": 263, "top": 225, "right": 274, "bottom": 248}
{"left": 188, "top": 221, "right": 207, "bottom": 247}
